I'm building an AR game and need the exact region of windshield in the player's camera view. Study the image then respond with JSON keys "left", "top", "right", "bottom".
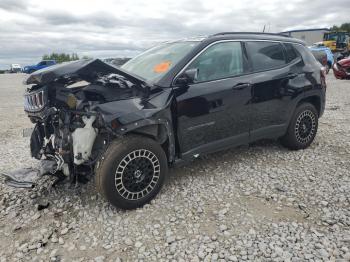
{"left": 121, "top": 41, "right": 199, "bottom": 82}
{"left": 323, "top": 32, "right": 345, "bottom": 41}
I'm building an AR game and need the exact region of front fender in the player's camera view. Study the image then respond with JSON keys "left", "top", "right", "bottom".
{"left": 92, "top": 88, "right": 176, "bottom": 163}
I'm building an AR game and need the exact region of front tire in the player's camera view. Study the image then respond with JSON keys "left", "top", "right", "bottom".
{"left": 281, "top": 103, "right": 318, "bottom": 150}
{"left": 96, "top": 135, "right": 168, "bottom": 209}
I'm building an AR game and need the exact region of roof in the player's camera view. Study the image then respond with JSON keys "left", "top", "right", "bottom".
{"left": 206, "top": 32, "right": 305, "bottom": 44}
{"left": 281, "top": 28, "right": 330, "bottom": 33}
{"left": 212, "top": 32, "right": 289, "bottom": 37}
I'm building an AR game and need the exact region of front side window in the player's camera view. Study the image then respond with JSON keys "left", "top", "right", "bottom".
{"left": 187, "top": 41, "right": 244, "bottom": 83}
{"left": 246, "top": 41, "right": 286, "bottom": 72}
{"left": 121, "top": 41, "right": 198, "bottom": 82}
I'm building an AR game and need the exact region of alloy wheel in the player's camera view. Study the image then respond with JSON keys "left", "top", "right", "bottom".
{"left": 295, "top": 110, "right": 316, "bottom": 144}
{"left": 115, "top": 149, "right": 160, "bottom": 200}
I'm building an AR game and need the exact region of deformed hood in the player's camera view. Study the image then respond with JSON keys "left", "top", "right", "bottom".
{"left": 25, "top": 58, "right": 149, "bottom": 88}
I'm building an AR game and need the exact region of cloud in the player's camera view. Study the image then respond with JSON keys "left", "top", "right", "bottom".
{"left": 0, "top": 0, "right": 349, "bottom": 69}
{"left": 0, "top": 0, "right": 27, "bottom": 11}
{"left": 42, "top": 11, "right": 82, "bottom": 25}
{"left": 42, "top": 10, "right": 122, "bottom": 28}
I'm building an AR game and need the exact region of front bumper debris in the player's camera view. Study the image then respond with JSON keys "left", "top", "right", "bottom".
{"left": 0, "top": 160, "right": 58, "bottom": 189}
{"left": 1, "top": 168, "right": 39, "bottom": 188}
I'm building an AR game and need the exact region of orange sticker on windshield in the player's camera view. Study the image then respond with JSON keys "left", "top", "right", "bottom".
{"left": 154, "top": 61, "right": 171, "bottom": 73}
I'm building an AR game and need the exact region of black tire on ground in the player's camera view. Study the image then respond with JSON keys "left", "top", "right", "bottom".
{"left": 95, "top": 135, "right": 168, "bottom": 210}
{"left": 280, "top": 103, "right": 318, "bottom": 150}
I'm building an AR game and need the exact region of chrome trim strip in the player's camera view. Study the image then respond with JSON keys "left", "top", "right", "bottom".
{"left": 172, "top": 39, "right": 304, "bottom": 86}
{"left": 187, "top": 121, "right": 216, "bottom": 131}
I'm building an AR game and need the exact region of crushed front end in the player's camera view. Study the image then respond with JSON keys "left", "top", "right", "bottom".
{"left": 23, "top": 59, "right": 155, "bottom": 183}
{"left": 25, "top": 85, "right": 101, "bottom": 181}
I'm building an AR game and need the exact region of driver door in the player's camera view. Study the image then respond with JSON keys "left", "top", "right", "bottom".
{"left": 174, "top": 41, "right": 252, "bottom": 158}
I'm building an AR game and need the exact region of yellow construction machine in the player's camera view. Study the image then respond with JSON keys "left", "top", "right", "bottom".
{"left": 323, "top": 31, "right": 350, "bottom": 52}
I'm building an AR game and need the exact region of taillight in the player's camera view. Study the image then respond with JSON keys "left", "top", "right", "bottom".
{"left": 320, "top": 69, "right": 326, "bottom": 89}
{"left": 322, "top": 56, "right": 327, "bottom": 66}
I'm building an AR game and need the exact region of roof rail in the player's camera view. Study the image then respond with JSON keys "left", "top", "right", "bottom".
{"left": 211, "top": 32, "right": 290, "bottom": 37}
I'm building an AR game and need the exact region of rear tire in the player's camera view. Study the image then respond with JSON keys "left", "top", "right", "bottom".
{"left": 95, "top": 135, "right": 168, "bottom": 209}
{"left": 281, "top": 103, "right": 318, "bottom": 150}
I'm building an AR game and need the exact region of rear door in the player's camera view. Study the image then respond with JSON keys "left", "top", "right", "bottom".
{"left": 245, "top": 41, "right": 299, "bottom": 140}
{"left": 174, "top": 41, "right": 252, "bottom": 157}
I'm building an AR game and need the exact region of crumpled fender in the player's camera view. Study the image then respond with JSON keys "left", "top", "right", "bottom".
{"left": 93, "top": 88, "right": 176, "bottom": 162}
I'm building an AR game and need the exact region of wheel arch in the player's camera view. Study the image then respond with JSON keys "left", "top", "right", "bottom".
{"left": 297, "top": 95, "right": 321, "bottom": 117}
{"left": 121, "top": 120, "right": 176, "bottom": 164}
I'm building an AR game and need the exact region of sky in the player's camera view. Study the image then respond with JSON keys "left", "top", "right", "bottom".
{"left": 0, "top": 0, "right": 349, "bottom": 69}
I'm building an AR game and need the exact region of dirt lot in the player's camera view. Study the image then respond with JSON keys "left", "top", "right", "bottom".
{"left": 0, "top": 72, "right": 349, "bottom": 262}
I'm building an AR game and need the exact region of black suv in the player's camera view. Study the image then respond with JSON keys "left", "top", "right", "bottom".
{"left": 24, "top": 32, "right": 326, "bottom": 209}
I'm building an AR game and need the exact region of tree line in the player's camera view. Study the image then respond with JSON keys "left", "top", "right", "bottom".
{"left": 330, "top": 23, "right": 350, "bottom": 32}
{"left": 42, "top": 53, "right": 90, "bottom": 63}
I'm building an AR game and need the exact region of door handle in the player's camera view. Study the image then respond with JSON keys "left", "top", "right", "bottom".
{"left": 287, "top": 73, "right": 298, "bottom": 79}
{"left": 232, "top": 83, "right": 251, "bottom": 90}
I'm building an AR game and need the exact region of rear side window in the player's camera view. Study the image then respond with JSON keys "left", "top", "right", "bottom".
{"left": 293, "top": 44, "right": 319, "bottom": 66}
{"left": 187, "top": 41, "right": 244, "bottom": 83}
{"left": 246, "top": 41, "right": 286, "bottom": 71}
{"left": 284, "top": 43, "right": 300, "bottom": 62}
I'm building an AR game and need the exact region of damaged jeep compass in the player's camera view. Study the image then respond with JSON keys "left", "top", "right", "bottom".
{"left": 23, "top": 33, "right": 326, "bottom": 209}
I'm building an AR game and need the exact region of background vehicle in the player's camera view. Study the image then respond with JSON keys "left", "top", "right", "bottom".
{"left": 333, "top": 57, "right": 350, "bottom": 79}
{"left": 10, "top": 64, "right": 22, "bottom": 73}
{"left": 323, "top": 31, "right": 350, "bottom": 52}
{"left": 23, "top": 33, "right": 326, "bottom": 209}
{"left": 310, "top": 49, "right": 327, "bottom": 69}
{"left": 334, "top": 51, "right": 349, "bottom": 62}
{"left": 309, "top": 45, "right": 334, "bottom": 73}
{"left": 23, "top": 60, "right": 56, "bottom": 74}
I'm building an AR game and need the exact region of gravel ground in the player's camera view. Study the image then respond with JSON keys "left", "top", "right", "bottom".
{"left": 0, "top": 72, "right": 349, "bottom": 262}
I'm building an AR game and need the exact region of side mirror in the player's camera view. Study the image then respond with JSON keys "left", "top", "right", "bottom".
{"left": 175, "top": 68, "right": 198, "bottom": 85}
